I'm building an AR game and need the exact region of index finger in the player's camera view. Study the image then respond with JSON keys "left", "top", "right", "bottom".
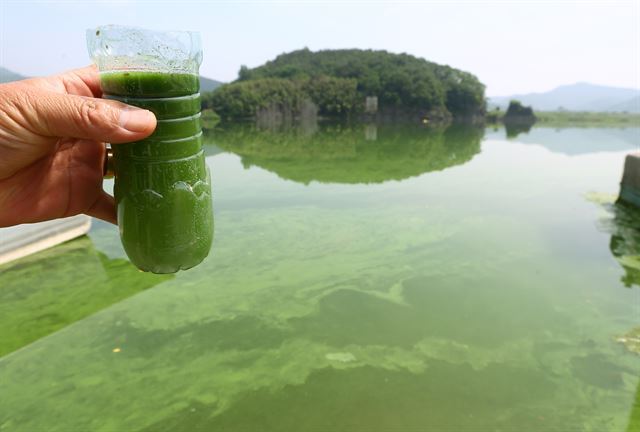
{"left": 66, "top": 65, "right": 103, "bottom": 97}
{"left": 30, "top": 65, "right": 104, "bottom": 98}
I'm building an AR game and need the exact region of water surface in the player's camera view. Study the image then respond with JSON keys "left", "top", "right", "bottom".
{"left": 0, "top": 124, "right": 638, "bottom": 431}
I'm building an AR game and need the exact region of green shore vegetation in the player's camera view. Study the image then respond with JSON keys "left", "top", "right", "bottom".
{"left": 533, "top": 110, "right": 640, "bottom": 127}
{"left": 487, "top": 102, "right": 640, "bottom": 128}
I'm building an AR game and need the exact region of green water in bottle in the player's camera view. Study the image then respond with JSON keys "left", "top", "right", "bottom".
{"left": 88, "top": 26, "right": 213, "bottom": 274}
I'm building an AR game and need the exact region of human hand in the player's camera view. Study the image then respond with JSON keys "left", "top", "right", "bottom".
{"left": 0, "top": 65, "right": 156, "bottom": 227}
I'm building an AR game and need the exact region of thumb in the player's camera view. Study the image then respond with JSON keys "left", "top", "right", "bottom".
{"left": 27, "top": 91, "right": 156, "bottom": 143}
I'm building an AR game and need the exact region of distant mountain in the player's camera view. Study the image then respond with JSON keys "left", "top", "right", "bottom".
{"left": 489, "top": 83, "right": 640, "bottom": 112}
{"left": 0, "top": 67, "right": 27, "bottom": 83}
{"left": 607, "top": 95, "right": 640, "bottom": 113}
{"left": 200, "top": 76, "right": 223, "bottom": 92}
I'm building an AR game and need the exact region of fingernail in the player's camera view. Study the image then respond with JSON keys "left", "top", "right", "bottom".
{"left": 119, "top": 107, "right": 156, "bottom": 132}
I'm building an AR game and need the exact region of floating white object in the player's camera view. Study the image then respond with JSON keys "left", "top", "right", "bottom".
{"left": 0, "top": 215, "right": 92, "bottom": 266}
{"left": 620, "top": 153, "right": 640, "bottom": 208}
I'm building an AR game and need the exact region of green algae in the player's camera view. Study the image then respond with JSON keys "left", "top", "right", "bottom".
{"left": 618, "top": 327, "right": 640, "bottom": 356}
{"left": 0, "top": 231, "right": 172, "bottom": 357}
{"left": 592, "top": 198, "right": 640, "bottom": 288}
{"left": 0, "top": 128, "right": 638, "bottom": 432}
{"left": 1, "top": 202, "right": 636, "bottom": 432}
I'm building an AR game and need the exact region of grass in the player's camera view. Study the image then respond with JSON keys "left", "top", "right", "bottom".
{"left": 486, "top": 109, "right": 640, "bottom": 127}
{"left": 534, "top": 110, "right": 640, "bottom": 127}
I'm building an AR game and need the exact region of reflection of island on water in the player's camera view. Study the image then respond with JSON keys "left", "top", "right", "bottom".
{"left": 609, "top": 201, "right": 640, "bottom": 432}
{"left": 504, "top": 121, "right": 534, "bottom": 139}
{"left": 0, "top": 234, "right": 173, "bottom": 357}
{"left": 206, "top": 122, "right": 484, "bottom": 185}
{"left": 607, "top": 201, "right": 640, "bottom": 288}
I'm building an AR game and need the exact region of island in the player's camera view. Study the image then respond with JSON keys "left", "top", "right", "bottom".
{"left": 202, "top": 48, "right": 486, "bottom": 123}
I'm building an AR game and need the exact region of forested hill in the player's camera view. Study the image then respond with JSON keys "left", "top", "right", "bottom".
{"left": 207, "top": 49, "right": 486, "bottom": 120}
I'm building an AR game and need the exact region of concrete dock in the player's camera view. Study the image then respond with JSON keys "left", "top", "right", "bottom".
{"left": 0, "top": 215, "right": 92, "bottom": 266}
{"left": 620, "top": 153, "right": 640, "bottom": 208}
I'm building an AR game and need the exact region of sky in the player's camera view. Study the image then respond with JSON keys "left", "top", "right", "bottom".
{"left": 0, "top": 0, "right": 638, "bottom": 96}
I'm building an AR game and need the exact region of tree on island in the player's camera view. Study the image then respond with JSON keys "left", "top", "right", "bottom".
{"left": 204, "top": 49, "right": 486, "bottom": 122}
{"left": 504, "top": 100, "right": 535, "bottom": 120}
{"left": 503, "top": 100, "right": 536, "bottom": 138}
